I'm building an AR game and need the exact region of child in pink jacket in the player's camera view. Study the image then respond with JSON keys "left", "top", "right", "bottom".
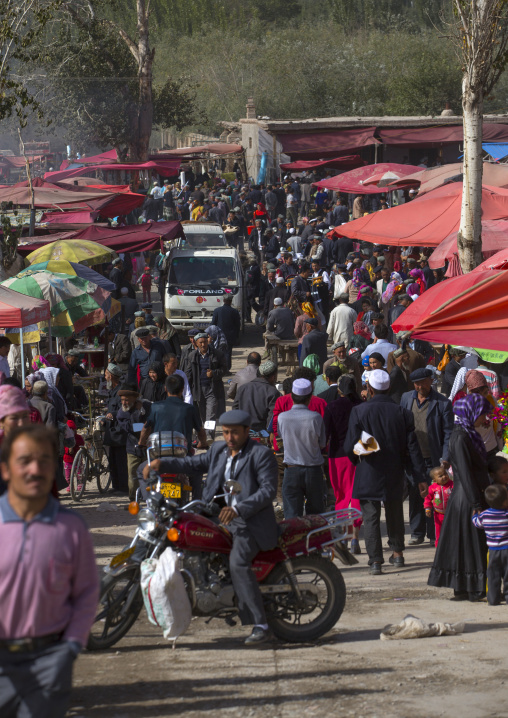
{"left": 424, "top": 466, "right": 453, "bottom": 547}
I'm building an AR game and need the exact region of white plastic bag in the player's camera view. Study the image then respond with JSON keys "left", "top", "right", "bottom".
{"left": 140, "top": 548, "right": 192, "bottom": 642}
{"left": 380, "top": 614, "right": 465, "bottom": 640}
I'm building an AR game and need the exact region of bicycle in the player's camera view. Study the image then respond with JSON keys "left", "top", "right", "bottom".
{"left": 70, "top": 415, "right": 112, "bottom": 501}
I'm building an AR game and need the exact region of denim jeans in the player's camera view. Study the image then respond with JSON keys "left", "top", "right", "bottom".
{"left": 283, "top": 465, "right": 325, "bottom": 518}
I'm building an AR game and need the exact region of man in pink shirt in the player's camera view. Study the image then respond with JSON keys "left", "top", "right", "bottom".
{"left": 0, "top": 425, "right": 99, "bottom": 718}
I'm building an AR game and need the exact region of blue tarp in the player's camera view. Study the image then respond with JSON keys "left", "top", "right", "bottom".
{"left": 482, "top": 143, "right": 508, "bottom": 160}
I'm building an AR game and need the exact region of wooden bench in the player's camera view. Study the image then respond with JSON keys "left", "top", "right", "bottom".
{"left": 263, "top": 333, "right": 300, "bottom": 375}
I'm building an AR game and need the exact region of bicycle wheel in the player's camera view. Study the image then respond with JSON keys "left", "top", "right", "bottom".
{"left": 70, "top": 448, "right": 89, "bottom": 501}
{"left": 96, "top": 446, "right": 112, "bottom": 493}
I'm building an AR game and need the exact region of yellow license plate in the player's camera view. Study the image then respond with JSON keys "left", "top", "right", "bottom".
{"left": 110, "top": 546, "right": 135, "bottom": 568}
{"left": 160, "top": 482, "right": 181, "bottom": 499}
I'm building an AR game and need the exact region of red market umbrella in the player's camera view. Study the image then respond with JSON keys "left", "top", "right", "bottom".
{"left": 391, "top": 269, "right": 508, "bottom": 350}
{"left": 388, "top": 162, "right": 508, "bottom": 196}
{"left": 313, "top": 163, "right": 421, "bottom": 195}
{"left": 473, "top": 247, "right": 508, "bottom": 271}
{"left": 428, "top": 219, "right": 508, "bottom": 268}
{"left": 329, "top": 183, "right": 508, "bottom": 247}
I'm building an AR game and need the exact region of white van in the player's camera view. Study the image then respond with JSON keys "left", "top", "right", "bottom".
{"left": 175, "top": 222, "right": 228, "bottom": 248}
{"left": 164, "top": 246, "right": 244, "bottom": 332}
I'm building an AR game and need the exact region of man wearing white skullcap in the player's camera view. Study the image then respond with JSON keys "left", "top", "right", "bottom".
{"left": 277, "top": 377, "right": 327, "bottom": 518}
{"left": 266, "top": 296, "right": 295, "bottom": 341}
{"left": 344, "top": 367, "right": 427, "bottom": 575}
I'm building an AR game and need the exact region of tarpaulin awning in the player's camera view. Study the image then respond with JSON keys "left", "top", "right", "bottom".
{"left": 0, "top": 286, "right": 51, "bottom": 326}
{"left": 59, "top": 149, "right": 118, "bottom": 170}
{"left": 473, "top": 247, "right": 508, "bottom": 271}
{"left": 388, "top": 161, "right": 508, "bottom": 196}
{"left": 16, "top": 220, "right": 185, "bottom": 256}
{"left": 329, "top": 183, "right": 508, "bottom": 246}
{"left": 483, "top": 143, "right": 508, "bottom": 161}
{"left": 39, "top": 211, "right": 99, "bottom": 225}
{"left": 0, "top": 156, "right": 44, "bottom": 168}
{"left": 44, "top": 159, "right": 182, "bottom": 184}
{"left": 361, "top": 164, "right": 423, "bottom": 187}
{"left": 428, "top": 219, "right": 508, "bottom": 268}
{"left": 0, "top": 185, "right": 116, "bottom": 207}
{"left": 391, "top": 269, "right": 508, "bottom": 350}
{"left": 279, "top": 155, "right": 366, "bottom": 171}
{"left": 313, "top": 163, "right": 421, "bottom": 195}
{"left": 378, "top": 123, "right": 508, "bottom": 147}
{"left": 276, "top": 128, "right": 379, "bottom": 160}
{"left": 156, "top": 143, "right": 242, "bottom": 156}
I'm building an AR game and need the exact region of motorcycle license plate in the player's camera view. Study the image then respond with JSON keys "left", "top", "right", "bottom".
{"left": 110, "top": 546, "right": 135, "bottom": 568}
{"left": 160, "top": 482, "right": 182, "bottom": 499}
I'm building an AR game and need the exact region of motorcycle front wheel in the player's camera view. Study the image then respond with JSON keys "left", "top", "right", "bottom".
{"left": 87, "top": 566, "right": 143, "bottom": 650}
{"left": 264, "top": 556, "right": 346, "bottom": 643}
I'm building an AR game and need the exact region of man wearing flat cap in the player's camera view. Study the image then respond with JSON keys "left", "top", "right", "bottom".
{"left": 400, "top": 367, "right": 453, "bottom": 546}
{"left": 127, "top": 327, "right": 166, "bottom": 386}
{"left": 233, "top": 361, "right": 280, "bottom": 433}
{"left": 144, "top": 409, "right": 278, "bottom": 646}
{"left": 344, "top": 369, "right": 426, "bottom": 575}
{"left": 300, "top": 317, "right": 328, "bottom": 371}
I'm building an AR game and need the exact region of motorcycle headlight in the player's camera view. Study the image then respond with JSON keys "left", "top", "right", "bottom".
{"left": 137, "top": 508, "right": 158, "bottom": 533}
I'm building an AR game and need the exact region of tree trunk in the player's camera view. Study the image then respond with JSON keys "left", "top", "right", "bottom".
{"left": 128, "top": 0, "right": 154, "bottom": 162}
{"left": 456, "top": 73, "right": 484, "bottom": 273}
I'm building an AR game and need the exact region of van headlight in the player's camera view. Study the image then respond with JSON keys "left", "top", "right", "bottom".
{"left": 137, "top": 508, "right": 157, "bottom": 532}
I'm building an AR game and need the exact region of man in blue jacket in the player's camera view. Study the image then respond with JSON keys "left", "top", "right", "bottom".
{"left": 400, "top": 367, "right": 454, "bottom": 546}
{"left": 344, "top": 369, "right": 426, "bottom": 575}
{"left": 144, "top": 409, "right": 278, "bottom": 646}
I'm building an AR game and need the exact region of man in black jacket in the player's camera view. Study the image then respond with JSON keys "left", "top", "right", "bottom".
{"left": 441, "top": 347, "right": 467, "bottom": 397}
{"left": 186, "top": 333, "right": 227, "bottom": 440}
{"left": 211, "top": 296, "right": 241, "bottom": 370}
{"left": 290, "top": 263, "right": 312, "bottom": 304}
{"left": 344, "top": 369, "right": 426, "bottom": 575}
{"left": 107, "top": 328, "right": 132, "bottom": 371}
{"left": 233, "top": 361, "right": 280, "bottom": 432}
{"left": 300, "top": 318, "right": 328, "bottom": 371}
{"left": 144, "top": 409, "right": 278, "bottom": 646}
{"left": 332, "top": 198, "right": 349, "bottom": 225}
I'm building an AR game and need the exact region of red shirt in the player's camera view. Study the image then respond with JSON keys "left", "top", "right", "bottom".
{"left": 272, "top": 394, "right": 327, "bottom": 451}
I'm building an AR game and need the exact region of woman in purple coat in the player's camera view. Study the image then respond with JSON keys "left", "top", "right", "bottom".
{"left": 324, "top": 375, "right": 363, "bottom": 554}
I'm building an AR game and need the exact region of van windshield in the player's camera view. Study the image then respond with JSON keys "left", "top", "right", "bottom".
{"left": 168, "top": 256, "right": 238, "bottom": 287}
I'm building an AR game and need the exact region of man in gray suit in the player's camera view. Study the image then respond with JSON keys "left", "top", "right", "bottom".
{"left": 144, "top": 409, "right": 278, "bottom": 646}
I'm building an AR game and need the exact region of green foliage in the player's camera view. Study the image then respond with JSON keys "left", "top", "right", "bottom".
{"left": 0, "top": 213, "right": 22, "bottom": 268}
{"left": 0, "top": 0, "right": 61, "bottom": 125}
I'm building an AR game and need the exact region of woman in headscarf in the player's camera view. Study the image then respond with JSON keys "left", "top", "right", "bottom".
{"left": 45, "top": 352, "right": 74, "bottom": 409}
{"left": 153, "top": 315, "right": 181, "bottom": 358}
{"left": 349, "top": 320, "right": 372, "bottom": 354}
{"left": 344, "top": 268, "right": 363, "bottom": 304}
{"left": 294, "top": 301, "right": 323, "bottom": 358}
{"left": 206, "top": 325, "right": 229, "bottom": 354}
{"left": 32, "top": 355, "right": 49, "bottom": 371}
{"left": 464, "top": 369, "right": 502, "bottom": 461}
{"left": 139, "top": 361, "right": 166, "bottom": 403}
{"left": 37, "top": 366, "right": 67, "bottom": 422}
{"left": 324, "top": 374, "right": 363, "bottom": 553}
{"left": 303, "top": 354, "right": 327, "bottom": 395}
{"left": 428, "top": 393, "right": 491, "bottom": 601}
{"left": 409, "top": 267, "right": 427, "bottom": 294}
{"left": 381, "top": 272, "right": 403, "bottom": 304}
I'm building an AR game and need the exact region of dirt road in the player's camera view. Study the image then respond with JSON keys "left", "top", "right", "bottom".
{"left": 66, "top": 324, "right": 508, "bottom": 718}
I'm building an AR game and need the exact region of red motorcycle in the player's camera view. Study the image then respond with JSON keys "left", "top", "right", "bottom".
{"left": 87, "top": 478, "right": 360, "bottom": 649}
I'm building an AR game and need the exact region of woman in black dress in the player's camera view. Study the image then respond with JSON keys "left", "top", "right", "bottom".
{"left": 428, "top": 393, "right": 492, "bottom": 600}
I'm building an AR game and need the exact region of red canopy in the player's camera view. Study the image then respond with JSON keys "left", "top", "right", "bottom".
{"left": 16, "top": 221, "right": 185, "bottom": 256}
{"left": 44, "top": 159, "right": 181, "bottom": 183}
{"left": 59, "top": 149, "right": 118, "bottom": 170}
{"left": 276, "top": 128, "right": 379, "bottom": 160}
{"left": 313, "top": 163, "right": 421, "bottom": 195}
{"left": 388, "top": 162, "right": 508, "bottom": 196}
{"left": 0, "top": 286, "right": 50, "bottom": 327}
{"left": 279, "top": 155, "right": 366, "bottom": 171}
{"left": 0, "top": 185, "right": 114, "bottom": 207}
{"left": 329, "top": 183, "right": 508, "bottom": 246}
{"left": 391, "top": 269, "right": 508, "bottom": 349}
{"left": 428, "top": 219, "right": 508, "bottom": 268}
{"left": 379, "top": 123, "right": 508, "bottom": 147}
{"left": 40, "top": 211, "right": 99, "bottom": 225}
{"left": 473, "top": 247, "right": 508, "bottom": 271}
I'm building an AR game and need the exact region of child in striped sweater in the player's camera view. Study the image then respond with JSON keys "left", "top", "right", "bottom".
{"left": 472, "top": 483, "right": 508, "bottom": 605}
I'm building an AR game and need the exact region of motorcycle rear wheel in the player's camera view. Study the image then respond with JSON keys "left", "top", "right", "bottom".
{"left": 265, "top": 556, "right": 346, "bottom": 643}
{"left": 87, "top": 566, "right": 143, "bottom": 650}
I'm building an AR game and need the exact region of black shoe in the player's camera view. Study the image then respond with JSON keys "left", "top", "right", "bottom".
{"left": 408, "top": 537, "right": 424, "bottom": 545}
{"left": 450, "top": 590, "right": 468, "bottom": 601}
{"left": 389, "top": 554, "right": 405, "bottom": 568}
{"left": 244, "top": 626, "right": 272, "bottom": 646}
{"left": 370, "top": 562, "right": 382, "bottom": 575}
